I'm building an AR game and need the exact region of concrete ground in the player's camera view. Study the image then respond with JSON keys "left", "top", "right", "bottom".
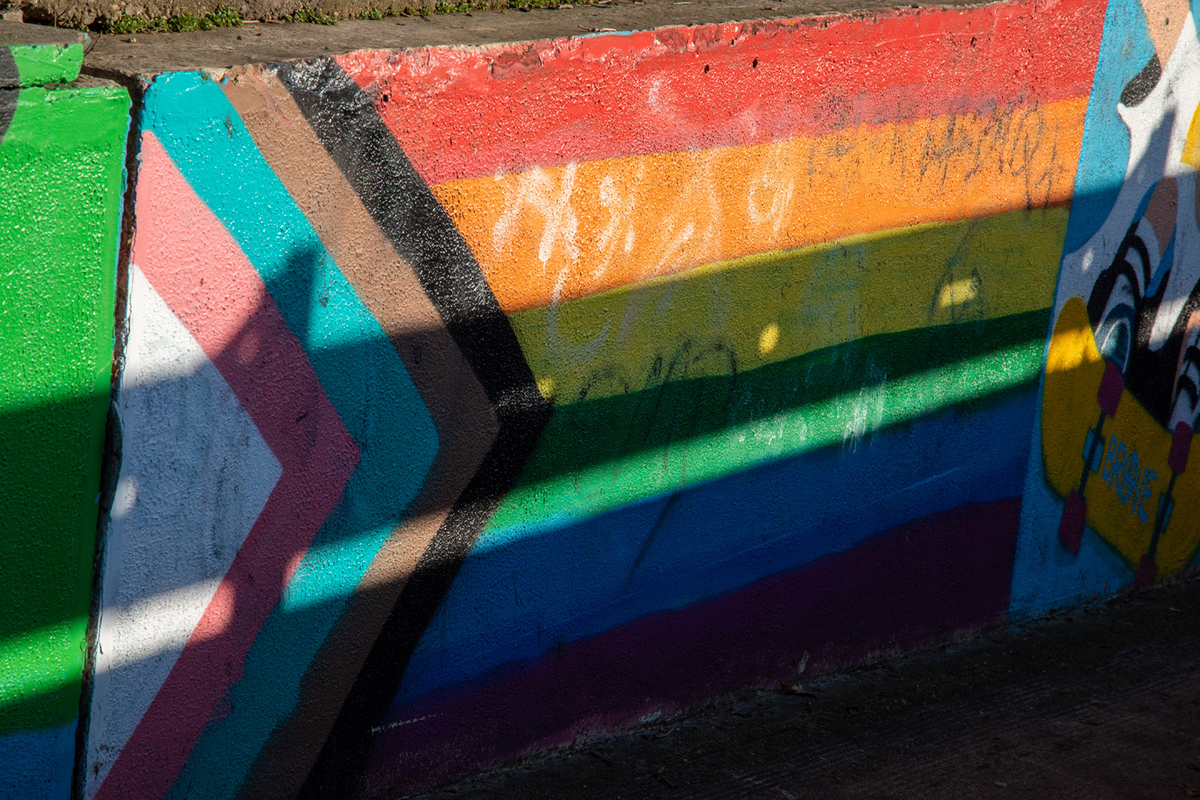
{"left": 407, "top": 577, "right": 1200, "bottom": 800}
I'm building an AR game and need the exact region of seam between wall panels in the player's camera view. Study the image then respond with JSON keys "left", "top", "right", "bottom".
{"left": 73, "top": 66, "right": 144, "bottom": 800}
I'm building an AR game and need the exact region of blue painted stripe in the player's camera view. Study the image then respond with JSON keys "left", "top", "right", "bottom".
{"left": 397, "top": 387, "right": 1036, "bottom": 705}
{"left": 0, "top": 721, "right": 75, "bottom": 800}
{"left": 1059, "top": 0, "right": 1156, "bottom": 255}
{"left": 142, "top": 72, "right": 438, "bottom": 798}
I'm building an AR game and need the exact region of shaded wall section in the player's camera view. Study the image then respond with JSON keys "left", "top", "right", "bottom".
{"left": 64, "top": 0, "right": 1200, "bottom": 796}
{"left": 0, "top": 42, "right": 129, "bottom": 800}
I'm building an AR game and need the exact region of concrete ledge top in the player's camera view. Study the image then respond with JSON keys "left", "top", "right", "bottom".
{"left": 80, "top": 0, "right": 988, "bottom": 77}
{"left": 0, "top": 20, "right": 87, "bottom": 46}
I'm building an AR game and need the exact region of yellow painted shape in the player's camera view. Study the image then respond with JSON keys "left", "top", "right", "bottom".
{"left": 1042, "top": 296, "right": 1200, "bottom": 576}
{"left": 432, "top": 97, "right": 1088, "bottom": 313}
{"left": 938, "top": 277, "right": 980, "bottom": 309}
{"left": 1182, "top": 101, "right": 1200, "bottom": 169}
{"left": 1042, "top": 297, "right": 1105, "bottom": 504}
{"left": 509, "top": 207, "right": 1069, "bottom": 406}
{"left": 758, "top": 322, "right": 780, "bottom": 357}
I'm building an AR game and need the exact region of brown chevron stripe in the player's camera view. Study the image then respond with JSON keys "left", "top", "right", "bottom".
{"left": 276, "top": 57, "right": 552, "bottom": 800}
{"left": 221, "top": 67, "right": 498, "bottom": 800}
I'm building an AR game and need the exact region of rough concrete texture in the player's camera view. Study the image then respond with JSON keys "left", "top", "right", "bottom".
{"left": 0, "top": 20, "right": 85, "bottom": 45}
{"left": 79, "top": 0, "right": 988, "bottom": 75}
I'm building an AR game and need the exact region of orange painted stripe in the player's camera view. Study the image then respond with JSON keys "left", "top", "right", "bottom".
{"left": 431, "top": 97, "right": 1088, "bottom": 313}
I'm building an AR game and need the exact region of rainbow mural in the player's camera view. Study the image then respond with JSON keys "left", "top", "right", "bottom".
{"left": 336, "top": 2, "right": 1105, "bottom": 792}
{"left": 72, "top": 0, "right": 1195, "bottom": 795}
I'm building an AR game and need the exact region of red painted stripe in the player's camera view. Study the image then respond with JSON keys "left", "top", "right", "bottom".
{"left": 95, "top": 133, "right": 360, "bottom": 800}
{"left": 338, "top": 0, "right": 1104, "bottom": 185}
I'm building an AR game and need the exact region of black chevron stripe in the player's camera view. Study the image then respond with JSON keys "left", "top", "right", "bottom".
{"left": 276, "top": 57, "right": 552, "bottom": 800}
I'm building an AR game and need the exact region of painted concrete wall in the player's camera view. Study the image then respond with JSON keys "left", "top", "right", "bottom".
{"left": 84, "top": 3, "right": 1108, "bottom": 795}
{"left": 1012, "top": 0, "right": 1200, "bottom": 612}
{"left": 7, "top": 0, "right": 1200, "bottom": 794}
{"left": 0, "top": 43, "right": 129, "bottom": 800}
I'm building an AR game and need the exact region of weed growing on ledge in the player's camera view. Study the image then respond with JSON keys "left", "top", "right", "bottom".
{"left": 277, "top": 7, "right": 337, "bottom": 23}
{"left": 86, "top": 0, "right": 615, "bottom": 34}
{"left": 106, "top": 4, "right": 241, "bottom": 33}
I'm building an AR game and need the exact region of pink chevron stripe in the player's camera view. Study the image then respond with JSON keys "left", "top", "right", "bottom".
{"left": 95, "top": 132, "right": 360, "bottom": 800}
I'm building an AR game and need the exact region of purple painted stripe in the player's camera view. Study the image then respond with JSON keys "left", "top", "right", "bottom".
{"left": 361, "top": 497, "right": 1021, "bottom": 795}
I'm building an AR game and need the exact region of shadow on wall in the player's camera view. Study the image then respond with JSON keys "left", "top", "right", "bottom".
{"left": 1, "top": 105, "right": 1186, "bottom": 800}
{"left": 11, "top": 0, "right": 1200, "bottom": 796}
{"left": 0, "top": 144, "right": 1179, "bottom": 800}
{"left": 1, "top": 192, "right": 1159, "bottom": 799}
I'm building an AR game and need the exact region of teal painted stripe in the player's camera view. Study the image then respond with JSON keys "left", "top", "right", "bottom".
{"left": 143, "top": 71, "right": 438, "bottom": 798}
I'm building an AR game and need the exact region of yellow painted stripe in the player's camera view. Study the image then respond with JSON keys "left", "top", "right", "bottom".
{"left": 1183, "top": 100, "right": 1200, "bottom": 169}
{"left": 512, "top": 207, "right": 1069, "bottom": 406}
{"left": 432, "top": 97, "right": 1087, "bottom": 313}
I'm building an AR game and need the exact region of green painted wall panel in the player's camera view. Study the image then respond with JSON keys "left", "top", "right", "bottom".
{"left": 0, "top": 82, "right": 129, "bottom": 737}
{"left": 9, "top": 44, "right": 84, "bottom": 87}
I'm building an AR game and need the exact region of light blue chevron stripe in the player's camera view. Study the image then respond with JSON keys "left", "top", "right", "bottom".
{"left": 142, "top": 71, "right": 438, "bottom": 799}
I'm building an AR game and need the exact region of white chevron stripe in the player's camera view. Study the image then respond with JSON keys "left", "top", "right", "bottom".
{"left": 84, "top": 266, "right": 282, "bottom": 799}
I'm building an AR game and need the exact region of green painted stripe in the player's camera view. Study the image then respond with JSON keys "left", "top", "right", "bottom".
{"left": 511, "top": 208, "right": 1067, "bottom": 407}
{"left": 487, "top": 309, "right": 1050, "bottom": 536}
{"left": 8, "top": 44, "right": 83, "bottom": 87}
{"left": 0, "top": 617, "right": 89, "bottom": 713}
{"left": 0, "top": 84, "right": 129, "bottom": 735}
